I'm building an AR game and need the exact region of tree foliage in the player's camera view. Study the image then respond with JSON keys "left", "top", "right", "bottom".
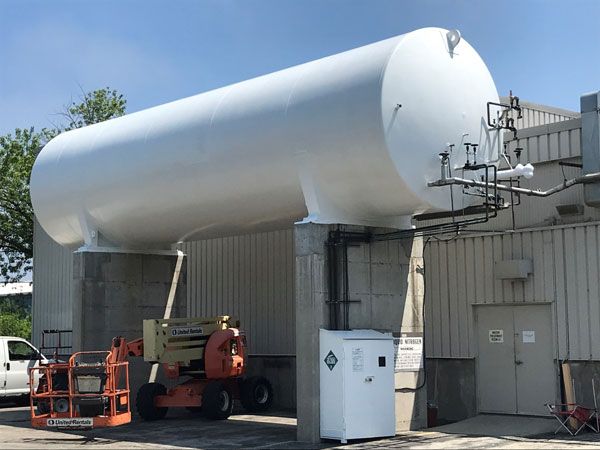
{"left": 0, "top": 129, "right": 40, "bottom": 279}
{"left": 0, "top": 295, "right": 31, "bottom": 339}
{"left": 0, "top": 88, "right": 127, "bottom": 281}
{"left": 0, "top": 312, "right": 31, "bottom": 340}
{"left": 61, "top": 87, "right": 126, "bottom": 131}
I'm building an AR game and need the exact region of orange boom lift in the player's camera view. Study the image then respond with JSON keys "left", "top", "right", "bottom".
{"left": 30, "top": 316, "right": 273, "bottom": 428}
{"left": 30, "top": 337, "right": 132, "bottom": 428}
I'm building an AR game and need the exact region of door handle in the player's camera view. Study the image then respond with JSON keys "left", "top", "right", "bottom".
{"left": 515, "top": 360, "right": 523, "bottom": 365}
{"left": 6, "top": 362, "right": 10, "bottom": 371}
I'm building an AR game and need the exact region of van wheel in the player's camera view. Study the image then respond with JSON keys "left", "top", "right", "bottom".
{"left": 202, "top": 381, "right": 233, "bottom": 420}
{"left": 136, "top": 382, "right": 168, "bottom": 421}
{"left": 240, "top": 376, "right": 273, "bottom": 412}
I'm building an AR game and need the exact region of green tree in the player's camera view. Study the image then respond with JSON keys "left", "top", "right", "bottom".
{"left": 0, "top": 311, "right": 31, "bottom": 340}
{"left": 0, "top": 128, "right": 40, "bottom": 280}
{"left": 0, "top": 87, "right": 126, "bottom": 281}
{"left": 61, "top": 87, "right": 126, "bottom": 131}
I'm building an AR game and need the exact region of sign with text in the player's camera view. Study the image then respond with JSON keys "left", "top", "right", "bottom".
{"left": 47, "top": 418, "right": 93, "bottom": 428}
{"left": 489, "top": 329, "right": 504, "bottom": 343}
{"left": 352, "top": 347, "right": 364, "bottom": 372}
{"left": 170, "top": 326, "right": 204, "bottom": 338}
{"left": 393, "top": 334, "right": 423, "bottom": 372}
{"left": 522, "top": 330, "right": 535, "bottom": 343}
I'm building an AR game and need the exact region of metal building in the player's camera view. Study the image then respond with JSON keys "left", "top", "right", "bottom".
{"left": 31, "top": 94, "right": 600, "bottom": 428}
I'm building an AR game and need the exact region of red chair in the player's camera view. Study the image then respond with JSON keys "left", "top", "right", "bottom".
{"left": 546, "top": 403, "right": 599, "bottom": 435}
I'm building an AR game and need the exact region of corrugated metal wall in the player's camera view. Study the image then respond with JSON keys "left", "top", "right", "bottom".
{"left": 32, "top": 223, "right": 295, "bottom": 356}
{"left": 500, "top": 97, "right": 579, "bottom": 129}
{"left": 31, "top": 220, "right": 73, "bottom": 348}
{"left": 424, "top": 222, "right": 600, "bottom": 361}
{"left": 420, "top": 117, "right": 596, "bottom": 231}
{"left": 505, "top": 118, "right": 581, "bottom": 164}
{"left": 499, "top": 118, "right": 585, "bottom": 228}
{"left": 180, "top": 229, "right": 295, "bottom": 355}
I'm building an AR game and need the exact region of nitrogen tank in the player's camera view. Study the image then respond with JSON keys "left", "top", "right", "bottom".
{"left": 31, "top": 27, "right": 500, "bottom": 249}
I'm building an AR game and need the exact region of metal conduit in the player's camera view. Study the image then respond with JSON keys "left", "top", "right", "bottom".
{"left": 428, "top": 172, "right": 600, "bottom": 197}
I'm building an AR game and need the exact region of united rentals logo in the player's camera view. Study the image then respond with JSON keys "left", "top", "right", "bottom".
{"left": 46, "top": 418, "right": 93, "bottom": 428}
{"left": 170, "top": 326, "right": 204, "bottom": 337}
{"left": 324, "top": 350, "right": 338, "bottom": 371}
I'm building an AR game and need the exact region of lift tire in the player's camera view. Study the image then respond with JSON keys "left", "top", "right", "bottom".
{"left": 36, "top": 372, "right": 68, "bottom": 415}
{"left": 202, "top": 381, "right": 233, "bottom": 420}
{"left": 36, "top": 398, "right": 50, "bottom": 415}
{"left": 240, "top": 376, "right": 273, "bottom": 413}
{"left": 136, "top": 382, "right": 168, "bottom": 421}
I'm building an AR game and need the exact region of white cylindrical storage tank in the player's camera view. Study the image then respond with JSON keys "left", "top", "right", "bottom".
{"left": 31, "top": 27, "right": 500, "bottom": 249}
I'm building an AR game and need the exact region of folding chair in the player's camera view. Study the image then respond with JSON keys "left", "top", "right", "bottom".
{"left": 546, "top": 403, "right": 600, "bottom": 435}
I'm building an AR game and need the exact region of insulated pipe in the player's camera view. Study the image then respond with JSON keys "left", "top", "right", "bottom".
{"left": 31, "top": 27, "right": 500, "bottom": 249}
{"left": 428, "top": 172, "right": 600, "bottom": 197}
{"left": 496, "top": 163, "right": 535, "bottom": 180}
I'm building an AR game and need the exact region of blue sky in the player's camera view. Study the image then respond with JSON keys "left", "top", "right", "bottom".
{"left": 1, "top": 0, "right": 599, "bottom": 135}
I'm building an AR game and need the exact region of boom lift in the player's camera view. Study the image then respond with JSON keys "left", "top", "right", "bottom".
{"left": 30, "top": 337, "right": 131, "bottom": 428}
{"left": 30, "top": 316, "right": 273, "bottom": 428}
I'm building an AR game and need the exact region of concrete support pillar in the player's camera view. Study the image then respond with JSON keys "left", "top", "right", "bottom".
{"left": 294, "top": 223, "right": 426, "bottom": 442}
{"left": 295, "top": 222, "right": 330, "bottom": 444}
{"left": 72, "top": 250, "right": 187, "bottom": 395}
{"left": 394, "top": 237, "right": 427, "bottom": 431}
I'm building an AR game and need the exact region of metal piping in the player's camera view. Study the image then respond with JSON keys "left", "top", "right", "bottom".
{"left": 428, "top": 172, "right": 600, "bottom": 197}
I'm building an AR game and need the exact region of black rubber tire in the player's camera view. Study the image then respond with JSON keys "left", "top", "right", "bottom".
{"left": 240, "top": 376, "right": 273, "bottom": 413}
{"left": 36, "top": 399, "right": 50, "bottom": 415}
{"left": 16, "top": 394, "right": 30, "bottom": 407}
{"left": 136, "top": 382, "right": 168, "bottom": 421}
{"left": 36, "top": 372, "right": 68, "bottom": 415}
{"left": 202, "top": 381, "right": 233, "bottom": 420}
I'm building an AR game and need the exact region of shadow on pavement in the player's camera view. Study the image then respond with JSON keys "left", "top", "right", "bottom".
{"left": 0, "top": 405, "right": 313, "bottom": 449}
{"left": 5, "top": 406, "right": 600, "bottom": 449}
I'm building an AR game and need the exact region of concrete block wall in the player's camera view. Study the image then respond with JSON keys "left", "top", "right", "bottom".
{"left": 345, "top": 236, "right": 427, "bottom": 431}
{"left": 72, "top": 251, "right": 187, "bottom": 396}
{"left": 295, "top": 223, "right": 426, "bottom": 443}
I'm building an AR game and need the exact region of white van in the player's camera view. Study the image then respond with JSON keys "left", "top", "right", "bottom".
{"left": 0, "top": 337, "right": 47, "bottom": 401}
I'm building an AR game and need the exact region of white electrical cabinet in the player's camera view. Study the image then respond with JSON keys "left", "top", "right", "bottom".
{"left": 319, "top": 329, "right": 396, "bottom": 443}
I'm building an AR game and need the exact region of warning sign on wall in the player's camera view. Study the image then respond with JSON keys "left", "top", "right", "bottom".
{"left": 489, "top": 329, "right": 504, "bottom": 343}
{"left": 393, "top": 334, "right": 423, "bottom": 372}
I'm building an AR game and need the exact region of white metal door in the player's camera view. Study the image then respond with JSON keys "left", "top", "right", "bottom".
{"left": 5, "top": 340, "right": 38, "bottom": 395}
{"left": 513, "top": 305, "right": 556, "bottom": 414}
{"left": 343, "top": 339, "right": 395, "bottom": 439}
{"left": 476, "top": 304, "right": 556, "bottom": 415}
{"left": 476, "top": 306, "right": 517, "bottom": 413}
